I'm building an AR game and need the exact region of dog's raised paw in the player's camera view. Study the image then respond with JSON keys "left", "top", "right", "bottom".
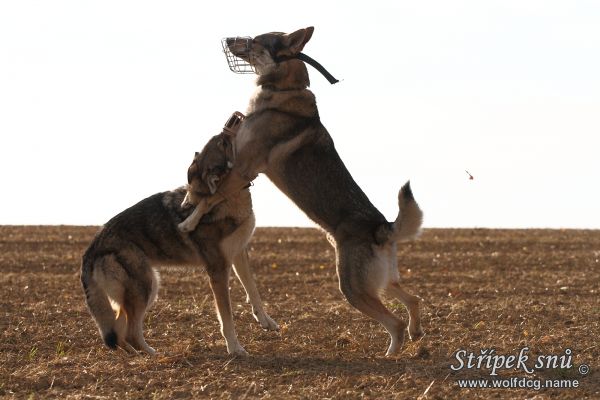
{"left": 178, "top": 221, "right": 194, "bottom": 232}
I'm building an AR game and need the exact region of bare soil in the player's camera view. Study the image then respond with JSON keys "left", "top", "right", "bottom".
{"left": 1, "top": 226, "right": 598, "bottom": 399}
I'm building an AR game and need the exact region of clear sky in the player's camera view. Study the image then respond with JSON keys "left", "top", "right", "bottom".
{"left": 1, "top": 1, "right": 599, "bottom": 229}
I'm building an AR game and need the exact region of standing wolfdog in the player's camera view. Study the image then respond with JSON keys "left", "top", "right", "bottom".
{"left": 80, "top": 133, "right": 277, "bottom": 356}
{"left": 183, "top": 27, "right": 424, "bottom": 356}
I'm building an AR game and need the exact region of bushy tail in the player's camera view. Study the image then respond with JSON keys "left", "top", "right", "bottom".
{"left": 392, "top": 181, "right": 423, "bottom": 241}
{"left": 80, "top": 256, "right": 119, "bottom": 349}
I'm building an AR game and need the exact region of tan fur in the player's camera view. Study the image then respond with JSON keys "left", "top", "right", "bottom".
{"left": 81, "top": 133, "right": 277, "bottom": 357}
{"left": 185, "top": 28, "right": 424, "bottom": 356}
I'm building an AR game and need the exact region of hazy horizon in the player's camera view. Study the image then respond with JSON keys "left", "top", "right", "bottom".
{"left": 1, "top": 1, "right": 599, "bottom": 229}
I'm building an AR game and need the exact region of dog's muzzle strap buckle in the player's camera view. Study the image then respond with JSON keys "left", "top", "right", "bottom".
{"left": 223, "top": 111, "right": 245, "bottom": 136}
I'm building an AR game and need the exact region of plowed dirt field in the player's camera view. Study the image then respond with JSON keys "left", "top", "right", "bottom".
{"left": 1, "top": 226, "right": 598, "bottom": 399}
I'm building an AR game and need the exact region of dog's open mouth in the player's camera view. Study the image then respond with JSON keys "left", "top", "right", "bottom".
{"left": 221, "top": 37, "right": 255, "bottom": 74}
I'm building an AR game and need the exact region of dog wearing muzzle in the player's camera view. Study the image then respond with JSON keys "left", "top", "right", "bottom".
{"left": 183, "top": 27, "right": 424, "bottom": 356}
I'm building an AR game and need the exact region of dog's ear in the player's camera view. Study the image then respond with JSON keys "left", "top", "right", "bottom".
{"left": 217, "top": 135, "right": 235, "bottom": 168}
{"left": 206, "top": 174, "right": 220, "bottom": 195}
{"left": 199, "top": 167, "right": 218, "bottom": 195}
{"left": 187, "top": 158, "right": 198, "bottom": 184}
{"left": 283, "top": 27, "right": 314, "bottom": 55}
{"left": 216, "top": 137, "right": 228, "bottom": 151}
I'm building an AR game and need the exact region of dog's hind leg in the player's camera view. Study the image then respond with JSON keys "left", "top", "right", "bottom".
{"left": 123, "top": 299, "right": 156, "bottom": 355}
{"left": 336, "top": 241, "right": 407, "bottom": 356}
{"left": 110, "top": 308, "right": 137, "bottom": 354}
{"left": 124, "top": 309, "right": 155, "bottom": 355}
{"left": 122, "top": 267, "right": 158, "bottom": 355}
{"left": 341, "top": 288, "right": 407, "bottom": 356}
{"left": 385, "top": 282, "right": 424, "bottom": 340}
{"left": 113, "top": 307, "right": 128, "bottom": 347}
{"left": 232, "top": 248, "right": 279, "bottom": 331}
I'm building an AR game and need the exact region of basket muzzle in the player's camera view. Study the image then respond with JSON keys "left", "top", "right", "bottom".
{"left": 221, "top": 37, "right": 255, "bottom": 74}
{"left": 221, "top": 36, "right": 339, "bottom": 84}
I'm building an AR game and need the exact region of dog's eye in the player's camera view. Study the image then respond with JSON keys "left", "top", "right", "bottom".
{"left": 210, "top": 166, "right": 225, "bottom": 175}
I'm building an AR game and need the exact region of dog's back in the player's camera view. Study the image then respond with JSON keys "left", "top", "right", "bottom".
{"left": 83, "top": 188, "right": 249, "bottom": 263}
{"left": 81, "top": 187, "right": 253, "bottom": 353}
{"left": 85, "top": 189, "right": 193, "bottom": 264}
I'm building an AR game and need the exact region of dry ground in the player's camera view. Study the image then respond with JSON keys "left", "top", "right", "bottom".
{"left": 0, "top": 226, "right": 599, "bottom": 399}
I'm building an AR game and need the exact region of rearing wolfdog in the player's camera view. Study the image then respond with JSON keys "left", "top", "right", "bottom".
{"left": 81, "top": 132, "right": 278, "bottom": 356}
{"left": 183, "top": 27, "right": 424, "bottom": 356}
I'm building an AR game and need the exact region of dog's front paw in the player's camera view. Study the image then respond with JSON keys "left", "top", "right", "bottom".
{"left": 228, "top": 345, "right": 249, "bottom": 357}
{"left": 256, "top": 313, "right": 279, "bottom": 331}
{"left": 178, "top": 220, "right": 194, "bottom": 233}
{"left": 142, "top": 345, "right": 157, "bottom": 356}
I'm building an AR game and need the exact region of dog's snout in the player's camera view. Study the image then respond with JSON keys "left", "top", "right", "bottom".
{"left": 225, "top": 36, "right": 252, "bottom": 53}
{"left": 222, "top": 37, "right": 256, "bottom": 74}
{"left": 225, "top": 37, "right": 253, "bottom": 55}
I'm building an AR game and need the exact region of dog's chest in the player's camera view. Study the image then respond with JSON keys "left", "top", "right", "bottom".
{"left": 235, "top": 124, "right": 254, "bottom": 153}
{"left": 213, "top": 191, "right": 253, "bottom": 222}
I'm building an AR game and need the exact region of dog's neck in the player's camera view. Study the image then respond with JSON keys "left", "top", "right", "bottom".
{"left": 249, "top": 59, "right": 317, "bottom": 118}
{"left": 256, "top": 59, "right": 310, "bottom": 91}
{"left": 248, "top": 85, "right": 318, "bottom": 119}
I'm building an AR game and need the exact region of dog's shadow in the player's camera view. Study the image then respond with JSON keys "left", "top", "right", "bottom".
{"left": 189, "top": 352, "right": 445, "bottom": 381}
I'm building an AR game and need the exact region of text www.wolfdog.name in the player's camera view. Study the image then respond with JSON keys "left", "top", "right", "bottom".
{"left": 456, "top": 377, "right": 580, "bottom": 390}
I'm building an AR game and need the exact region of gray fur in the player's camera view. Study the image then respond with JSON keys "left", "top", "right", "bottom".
{"left": 194, "top": 27, "right": 425, "bottom": 356}
{"left": 81, "top": 135, "right": 277, "bottom": 356}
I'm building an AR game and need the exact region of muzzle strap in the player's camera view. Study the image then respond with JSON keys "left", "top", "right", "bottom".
{"left": 295, "top": 53, "right": 339, "bottom": 84}
{"left": 222, "top": 36, "right": 339, "bottom": 84}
